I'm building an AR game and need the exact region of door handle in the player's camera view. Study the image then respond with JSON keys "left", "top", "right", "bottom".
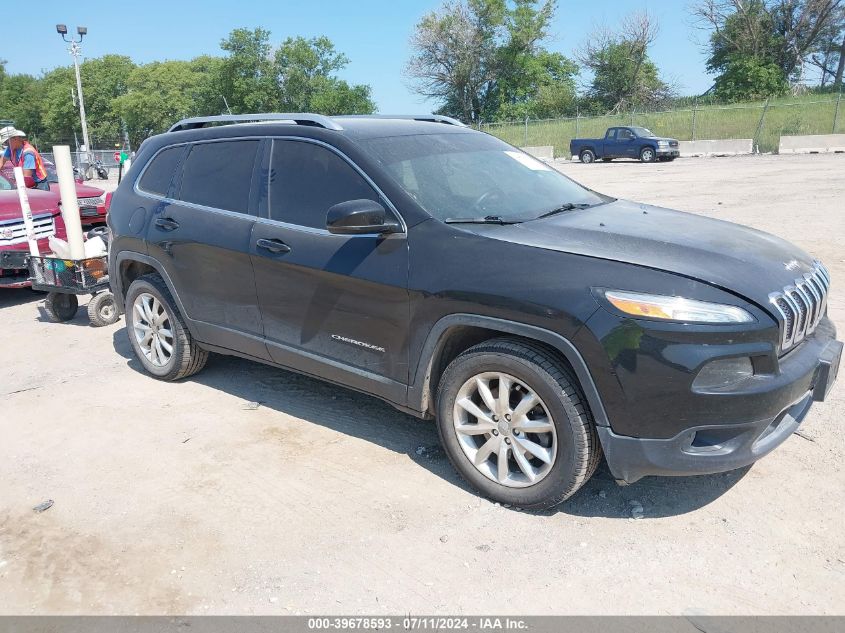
{"left": 155, "top": 217, "right": 180, "bottom": 231}
{"left": 256, "top": 238, "right": 291, "bottom": 254}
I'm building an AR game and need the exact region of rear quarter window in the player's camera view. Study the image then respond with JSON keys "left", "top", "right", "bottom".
{"left": 138, "top": 146, "right": 183, "bottom": 197}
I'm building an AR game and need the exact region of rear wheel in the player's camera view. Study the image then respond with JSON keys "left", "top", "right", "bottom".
{"left": 640, "top": 147, "right": 656, "bottom": 163}
{"left": 579, "top": 149, "right": 595, "bottom": 164}
{"left": 44, "top": 292, "right": 78, "bottom": 322}
{"left": 125, "top": 273, "right": 208, "bottom": 381}
{"left": 436, "top": 338, "right": 601, "bottom": 509}
{"left": 87, "top": 292, "right": 120, "bottom": 327}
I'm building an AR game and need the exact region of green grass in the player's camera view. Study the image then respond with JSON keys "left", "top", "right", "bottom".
{"left": 482, "top": 93, "right": 845, "bottom": 156}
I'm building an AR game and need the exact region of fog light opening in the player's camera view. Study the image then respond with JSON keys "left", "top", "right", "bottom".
{"left": 692, "top": 357, "right": 754, "bottom": 392}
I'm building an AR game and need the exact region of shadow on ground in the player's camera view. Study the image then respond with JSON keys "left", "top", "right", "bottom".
{"left": 0, "top": 288, "right": 43, "bottom": 310}
{"left": 112, "top": 329, "right": 750, "bottom": 519}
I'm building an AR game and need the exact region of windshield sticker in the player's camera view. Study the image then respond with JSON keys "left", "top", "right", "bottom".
{"left": 504, "top": 151, "right": 551, "bottom": 171}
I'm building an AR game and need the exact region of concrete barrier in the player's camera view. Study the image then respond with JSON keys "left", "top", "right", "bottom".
{"left": 678, "top": 139, "right": 753, "bottom": 157}
{"left": 520, "top": 145, "right": 555, "bottom": 161}
{"left": 779, "top": 134, "right": 845, "bottom": 154}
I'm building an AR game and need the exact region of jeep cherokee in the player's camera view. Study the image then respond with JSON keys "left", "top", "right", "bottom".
{"left": 107, "top": 113, "right": 841, "bottom": 509}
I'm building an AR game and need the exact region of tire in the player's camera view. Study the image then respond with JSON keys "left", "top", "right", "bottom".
{"left": 435, "top": 338, "right": 602, "bottom": 509}
{"left": 87, "top": 292, "right": 120, "bottom": 327}
{"left": 640, "top": 147, "right": 656, "bottom": 163}
{"left": 124, "top": 273, "right": 208, "bottom": 381}
{"left": 579, "top": 149, "right": 595, "bottom": 164}
{"left": 44, "top": 292, "right": 78, "bottom": 322}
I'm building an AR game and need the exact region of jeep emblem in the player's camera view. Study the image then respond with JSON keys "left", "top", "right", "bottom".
{"left": 1, "top": 227, "right": 13, "bottom": 240}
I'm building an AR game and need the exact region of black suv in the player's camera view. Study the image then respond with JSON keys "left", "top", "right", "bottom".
{"left": 108, "top": 113, "right": 841, "bottom": 509}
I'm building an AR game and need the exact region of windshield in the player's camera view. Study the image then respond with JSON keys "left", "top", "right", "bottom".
{"left": 631, "top": 127, "right": 656, "bottom": 137}
{"left": 361, "top": 132, "right": 606, "bottom": 222}
{"left": 0, "top": 163, "right": 59, "bottom": 186}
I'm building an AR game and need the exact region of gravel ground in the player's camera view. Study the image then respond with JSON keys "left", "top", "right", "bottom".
{"left": 1, "top": 153, "right": 843, "bottom": 615}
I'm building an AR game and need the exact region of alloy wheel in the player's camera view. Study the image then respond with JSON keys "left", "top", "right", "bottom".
{"left": 132, "top": 292, "right": 174, "bottom": 367}
{"left": 452, "top": 372, "right": 557, "bottom": 488}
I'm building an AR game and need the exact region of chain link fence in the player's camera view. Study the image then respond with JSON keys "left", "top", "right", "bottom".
{"left": 478, "top": 94, "right": 845, "bottom": 158}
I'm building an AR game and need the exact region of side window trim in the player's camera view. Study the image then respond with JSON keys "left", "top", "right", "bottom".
{"left": 262, "top": 136, "right": 406, "bottom": 234}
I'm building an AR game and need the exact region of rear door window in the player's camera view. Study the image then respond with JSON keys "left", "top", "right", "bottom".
{"left": 138, "top": 146, "right": 183, "bottom": 196}
{"left": 267, "top": 140, "right": 380, "bottom": 229}
{"left": 178, "top": 140, "right": 259, "bottom": 215}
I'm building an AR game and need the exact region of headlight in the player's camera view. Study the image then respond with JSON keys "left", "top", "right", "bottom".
{"left": 657, "top": 140, "right": 669, "bottom": 147}
{"left": 603, "top": 290, "right": 755, "bottom": 324}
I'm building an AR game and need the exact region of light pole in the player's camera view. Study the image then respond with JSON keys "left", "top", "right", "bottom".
{"left": 56, "top": 24, "right": 93, "bottom": 179}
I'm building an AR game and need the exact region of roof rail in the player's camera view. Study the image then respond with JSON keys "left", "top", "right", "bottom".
{"left": 339, "top": 114, "right": 467, "bottom": 127}
{"left": 168, "top": 113, "right": 344, "bottom": 133}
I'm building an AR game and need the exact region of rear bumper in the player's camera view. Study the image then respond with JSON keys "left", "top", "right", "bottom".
{"left": 599, "top": 334, "right": 842, "bottom": 484}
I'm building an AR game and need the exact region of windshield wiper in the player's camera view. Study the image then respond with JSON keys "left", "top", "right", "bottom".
{"left": 444, "top": 215, "right": 521, "bottom": 225}
{"left": 535, "top": 202, "right": 593, "bottom": 219}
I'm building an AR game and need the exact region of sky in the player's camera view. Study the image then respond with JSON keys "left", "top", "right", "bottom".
{"left": 6, "top": 0, "right": 715, "bottom": 113}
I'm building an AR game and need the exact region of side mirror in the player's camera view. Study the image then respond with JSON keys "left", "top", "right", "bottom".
{"left": 327, "top": 199, "right": 400, "bottom": 235}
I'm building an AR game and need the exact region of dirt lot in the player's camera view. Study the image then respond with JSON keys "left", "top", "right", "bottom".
{"left": 1, "top": 153, "right": 843, "bottom": 615}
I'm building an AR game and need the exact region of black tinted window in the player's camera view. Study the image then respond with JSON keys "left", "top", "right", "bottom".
{"left": 179, "top": 140, "right": 258, "bottom": 214}
{"left": 139, "top": 146, "right": 183, "bottom": 196}
{"left": 268, "top": 140, "right": 379, "bottom": 228}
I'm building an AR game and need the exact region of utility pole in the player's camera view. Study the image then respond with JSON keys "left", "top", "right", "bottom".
{"left": 56, "top": 24, "right": 93, "bottom": 179}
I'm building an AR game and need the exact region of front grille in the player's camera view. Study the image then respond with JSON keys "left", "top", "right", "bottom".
{"left": 0, "top": 214, "right": 56, "bottom": 246}
{"left": 669, "top": 140, "right": 679, "bottom": 148}
{"left": 769, "top": 261, "right": 830, "bottom": 352}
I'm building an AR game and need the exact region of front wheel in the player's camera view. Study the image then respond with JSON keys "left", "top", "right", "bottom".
{"left": 640, "top": 147, "right": 656, "bottom": 163}
{"left": 44, "top": 292, "right": 78, "bottom": 322}
{"left": 435, "top": 339, "right": 601, "bottom": 509}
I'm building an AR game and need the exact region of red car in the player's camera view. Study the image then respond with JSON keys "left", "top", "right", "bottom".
{"left": 0, "top": 186, "right": 67, "bottom": 289}
{"left": 0, "top": 162, "right": 107, "bottom": 225}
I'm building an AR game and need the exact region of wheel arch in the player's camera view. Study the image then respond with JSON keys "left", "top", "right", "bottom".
{"left": 409, "top": 314, "right": 610, "bottom": 428}
{"left": 113, "top": 252, "right": 194, "bottom": 334}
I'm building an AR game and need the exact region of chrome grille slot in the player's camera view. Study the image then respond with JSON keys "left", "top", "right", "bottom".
{"left": 0, "top": 214, "right": 56, "bottom": 246}
{"left": 769, "top": 261, "right": 831, "bottom": 352}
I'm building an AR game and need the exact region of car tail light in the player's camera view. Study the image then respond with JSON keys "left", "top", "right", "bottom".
{"left": 104, "top": 192, "right": 113, "bottom": 213}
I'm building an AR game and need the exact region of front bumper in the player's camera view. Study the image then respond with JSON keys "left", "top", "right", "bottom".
{"left": 598, "top": 328, "right": 842, "bottom": 484}
{"left": 0, "top": 249, "right": 32, "bottom": 288}
{"left": 656, "top": 148, "right": 680, "bottom": 157}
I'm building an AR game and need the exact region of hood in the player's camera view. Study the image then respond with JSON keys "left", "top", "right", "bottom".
{"left": 47, "top": 182, "right": 105, "bottom": 198}
{"left": 0, "top": 189, "right": 60, "bottom": 221}
{"left": 464, "top": 199, "right": 816, "bottom": 308}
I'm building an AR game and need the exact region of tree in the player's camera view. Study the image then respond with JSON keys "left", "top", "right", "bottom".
{"left": 114, "top": 58, "right": 223, "bottom": 147}
{"left": 714, "top": 56, "right": 790, "bottom": 99}
{"left": 0, "top": 73, "right": 42, "bottom": 142}
{"left": 692, "top": 0, "right": 845, "bottom": 93}
{"left": 275, "top": 36, "right": 376, "bottom": 113}
{"left": 406, "top": 0, "right": 576, "bottom": 122}
{"left": 578, "top": 12, "right": 675, "bottom": 113}
{"left": 38, "top": 55, "right": 135, "bottom": 146}
{"left": 218, "top": 28, "right": 280, "bottom": 113}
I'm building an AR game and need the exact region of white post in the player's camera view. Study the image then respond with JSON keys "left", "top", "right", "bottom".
{"left": 12, "top": 167, "right": 40, "bottom": 256}
{"left": 53, "top": 145, "right": 86, "bottom": 260}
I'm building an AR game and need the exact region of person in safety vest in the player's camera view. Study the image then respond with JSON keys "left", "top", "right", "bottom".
{"left": 0, "top": 126, "right": 49, "bottom": 190}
